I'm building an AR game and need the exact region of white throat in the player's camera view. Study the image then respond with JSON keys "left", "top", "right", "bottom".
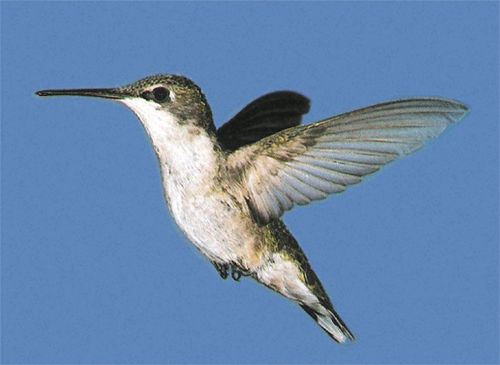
{"left": 120, "top": 98, "right": 219, "bottom": 192}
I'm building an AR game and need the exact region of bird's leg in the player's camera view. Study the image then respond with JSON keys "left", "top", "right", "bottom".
{"left": 212, "top": 262, "right": 229, "bottom": 280}
{"left": 230, "top": 265, "right": 252, "bottom": 282}
{"left": 231, "top": 269, "right": 241, "bottom": 281}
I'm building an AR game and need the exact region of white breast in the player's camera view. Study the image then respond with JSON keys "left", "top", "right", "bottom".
{"left": 120, "top": 97, "right": 245, "bottom": 263}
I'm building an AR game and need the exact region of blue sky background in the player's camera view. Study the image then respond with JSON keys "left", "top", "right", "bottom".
{"left": 1, "top": 2, "right": 498, "bottom": 364}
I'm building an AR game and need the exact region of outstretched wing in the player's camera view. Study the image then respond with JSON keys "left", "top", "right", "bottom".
{"left": 228, "top": 98, "right": 468, "bottom": 225}
{"left": 217, "top": 91, "right": 310, "bottom": 151}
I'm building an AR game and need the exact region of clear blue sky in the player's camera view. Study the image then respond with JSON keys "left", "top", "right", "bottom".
{"left": 1, "top": 2, "right": 498, "bottom": 364}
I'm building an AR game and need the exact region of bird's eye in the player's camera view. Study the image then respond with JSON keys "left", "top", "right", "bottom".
{"left": 152, "top": 87, "right": 170, "bottom": 102}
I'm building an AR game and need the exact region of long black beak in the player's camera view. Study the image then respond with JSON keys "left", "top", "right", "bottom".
{"left": 35, "top": 88, "right": 125, "bottom": 99}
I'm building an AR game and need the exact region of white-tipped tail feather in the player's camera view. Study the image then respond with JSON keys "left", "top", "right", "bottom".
{"left": 300, "top": 303, "right": 355, "bottom": 343}
{"left": 317, "top": 312, "right": 351, "bottom": 343}
{"left": 257, "top": 251, "right": 354, "bottom": 343}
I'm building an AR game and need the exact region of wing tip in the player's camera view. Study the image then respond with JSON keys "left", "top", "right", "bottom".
{"left": 414, "top": 97, "right": 469, "bottom": 123}
{"left": 434, "top": 97, "right": 469, "bottom": 122}
{"left": 453, "top": 100, "right": 469, "bottom": 121}
{"left": 268, "top": 90, "right": 311, "bottom": 115}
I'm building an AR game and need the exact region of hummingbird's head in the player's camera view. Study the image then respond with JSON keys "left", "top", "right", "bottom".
{"left": 36, "top": 74, "right": 216, "bottom": 135}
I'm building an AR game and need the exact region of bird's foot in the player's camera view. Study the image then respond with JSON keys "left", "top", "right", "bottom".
{"left": 213, "top": 262, "right": 229, "bottom": 280}
{"left": 230, "top": 266, "right": 251, "bottom": 282}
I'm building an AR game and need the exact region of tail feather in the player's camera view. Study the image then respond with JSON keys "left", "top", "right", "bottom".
{"left": 263, "top": 220, "right": 355, "bottom": 343}
{"left": 300, "top": 304, "right": 355, "bottom": 343}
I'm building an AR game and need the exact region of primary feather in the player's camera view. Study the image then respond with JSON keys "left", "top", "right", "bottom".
{"left": 217, "top": 91, "right": 310, "bottom": 151}
{"left": 227, "top": 98, "right": 468, "bottom": 224}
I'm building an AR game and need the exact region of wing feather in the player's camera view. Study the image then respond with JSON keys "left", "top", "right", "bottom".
{"left": 227, "top": 98, "right": 468, "bottom": 224}
{"left": 217, "top": 91, "right": 310, "bottom": 151}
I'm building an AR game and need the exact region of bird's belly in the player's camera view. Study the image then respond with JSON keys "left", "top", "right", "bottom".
{"left": 165, "top": 189, "right": 257, "bottom": 266}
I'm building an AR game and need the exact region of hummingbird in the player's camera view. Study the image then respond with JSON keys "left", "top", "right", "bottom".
{"left": 36, "top": 74, "right": 468, "bottom": 343}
